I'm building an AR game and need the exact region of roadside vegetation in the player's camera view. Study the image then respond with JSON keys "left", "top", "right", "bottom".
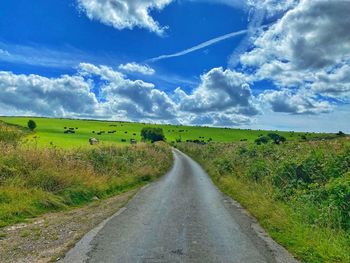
{"left": 0, "top": 121, "right": 172, "bottom": 227}
{"left": 176, "top": 136, "right": 350, "bottom": 263}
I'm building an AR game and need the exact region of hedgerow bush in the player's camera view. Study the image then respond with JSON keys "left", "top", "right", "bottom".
{"left": 176, "top": 138, "right": 350, "bottom": 262}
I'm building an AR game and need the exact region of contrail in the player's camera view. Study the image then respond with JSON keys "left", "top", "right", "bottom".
{"left": 148, "top": 28, "right": 249, "bottom": 62}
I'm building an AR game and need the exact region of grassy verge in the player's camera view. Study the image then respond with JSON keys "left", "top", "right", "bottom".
{"left": 176, "top": 138, "right": 350, "bottom": 263}
{"left": 0, "top": 122, "right": 173, "bottom": 227}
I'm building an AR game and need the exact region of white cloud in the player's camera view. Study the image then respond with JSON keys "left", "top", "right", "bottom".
{"left": 253, "top": 60, "right": 309, "bottom": 87}
{"left": 77, "top": 0, "right": 173, "bottom": 35}
{"left": 118, "top": 62, "right": 155, "bottom": 75}
{"left": 0, "top": 64, "right": 176, "bottom": 121}
{"left": 240, "top": 0, "right": 350, "bottom": 100}
{"left": 242, "top": 0, "right": 350, "bottom": 71}
{"left": 78, "top": 63, "right": 177, "bottom": 120}
{"left": 176, "top": 67, "right": 258, "bottom": 116}
{"left": 260, "top": 89, "right": 332, "bottom": 115}
{"left": 0, "top": 71, "right": 98, "bottom": 117}
{"left": 247, "top": 0, "right": 298, "bottom": 16}
{"left": 0, "top": 64, "right": 260, "bottom": 126}
{"left": 312, "top": 64, "right": 350, "bottom": 100}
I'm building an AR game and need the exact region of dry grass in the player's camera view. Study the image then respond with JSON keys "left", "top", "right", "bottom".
{"left": 0, "top": 133, "right": 172, "bottom": 227}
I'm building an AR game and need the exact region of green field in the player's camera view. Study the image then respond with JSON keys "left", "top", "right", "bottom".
{"left": 0, "top": 116, "right": 334, "bottom": 148}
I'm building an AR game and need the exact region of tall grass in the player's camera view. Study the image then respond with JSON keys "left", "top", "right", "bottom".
{"left": 177, "top": 138, "right": 350, "bottom": 263}
{"left": 0, "top": 123, "right": 172, "bottom": 227}
{"left": 0, "top": 121, "right": 24, "bottom": 144}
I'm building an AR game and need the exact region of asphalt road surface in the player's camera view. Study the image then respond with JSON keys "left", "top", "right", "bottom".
{"left": 64, "top": 149, "right": 298, "bottom": 263}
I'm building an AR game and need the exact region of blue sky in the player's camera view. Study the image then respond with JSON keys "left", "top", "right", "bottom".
{"left": 0, "top": 0, "right": 349, "bottom": 132}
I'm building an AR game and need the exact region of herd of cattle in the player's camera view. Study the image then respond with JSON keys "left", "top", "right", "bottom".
{"left": 63, "top": 127, "right": 137, "bottom": 145}
{"left": 63, "top": 126, "right": 211, "bottom": 145}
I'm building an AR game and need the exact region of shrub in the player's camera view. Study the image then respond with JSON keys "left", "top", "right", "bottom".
{"left": 248, "top": 160, "right": 270, "bottom": 182}
{"left": 141, "top": 127, "right": 165, "bottom": 143}
{"left": 214, "top": 158, "right": 233, "bottom": 177}
{"left": 267, "top": 133, "right": 286, "bottom": 144}
{"left": 336, "top": 131, "right": 346, "bottom": 136}
{"left": 301, "top": 135, "right": 307, "bottom": 140}
{"left": 323, "top": 173, "right": 350, "bottom": 229}
{"left": 255, "top": 136, "right": 270, "bottom": 145}
{"left": 27, "top": 120, "right": 37, "bottom": 131}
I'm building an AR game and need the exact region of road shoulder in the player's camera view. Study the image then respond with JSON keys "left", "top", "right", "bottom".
{"left": 0, "top": 189, "right": 137, "bottom": 263}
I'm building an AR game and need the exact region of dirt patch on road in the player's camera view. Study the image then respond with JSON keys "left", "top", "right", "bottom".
{"left": 0, "top": 189, "right": 137, "bottom": 263}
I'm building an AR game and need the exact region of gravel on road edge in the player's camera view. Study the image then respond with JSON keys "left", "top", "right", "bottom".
{"left": 0, "top": 189, "right": 138, "bottom": 263}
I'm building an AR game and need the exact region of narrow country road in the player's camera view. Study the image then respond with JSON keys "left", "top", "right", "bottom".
{"left": 64, "top": 149, "right": 297, "bottom": 263}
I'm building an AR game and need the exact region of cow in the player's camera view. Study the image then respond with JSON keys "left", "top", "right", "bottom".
{"left": 89, "top": 138, "right": 99, "bottom": 145}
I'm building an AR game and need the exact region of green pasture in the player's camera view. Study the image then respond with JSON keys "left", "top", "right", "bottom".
{"left": 0, "top": 116, "right": 333, "bottom": 148}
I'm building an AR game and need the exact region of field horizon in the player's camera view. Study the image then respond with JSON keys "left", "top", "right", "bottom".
{"left": 0, "top": 116, "right": 339, "bottom": 148}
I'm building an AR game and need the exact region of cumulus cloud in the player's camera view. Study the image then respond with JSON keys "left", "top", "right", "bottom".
{"left": 176, "top": 67, "right": 258, "bottom": 116}
{"left": 247, "top": 0, "right": 298, "bottom": 16}
{"left": 77, "top": 0, "right": 173, "bottom": 35}
{"left": 312, "top": 64, "right": 350, "bottom": 99}
{"left": 0, "top": 64, "right": 260, "bottom": 126}
{"left": 240, "top": 0, "right": 350, "bottom": 101}
{"left": 78, "top": 63, "right": 177, "bottom": 120}
{"left": 118, "top": 62, "right": 155, "bottom": 75}
{"left": 254, "top": 60, "right": 309, "bottom": 88}
{"left": 0, "top": 71, "right": 98, "bottom": 117}
{"left": 260, "top": 89, "right": 332, "bottom": 115}
{"left": 0, "top": 64, "right": 176, "bottom": 121}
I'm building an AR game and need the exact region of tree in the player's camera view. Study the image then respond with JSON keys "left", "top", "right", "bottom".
{"left": 27, "top": 120, "right": 37, "bottom": 131}
{"left": 337, "top": 131, "right": 346, "bottom": 136}
{"left": 141, "top": 127, "right": 165, "bottom": 143}
{"left": 267, "top": 133, "right": 286, "bottom": 144}
{"left": 255, "top": 136, "right": 270, "bottom": 145}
